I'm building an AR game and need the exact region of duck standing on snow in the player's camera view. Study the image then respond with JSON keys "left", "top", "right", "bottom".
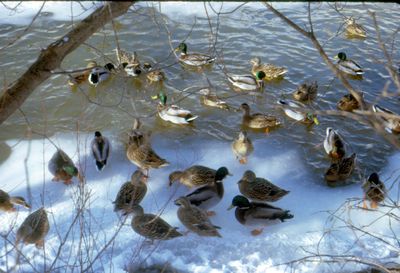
{"left": 88, "top": 63, "right": 116, "bottom": 86}
{"left": 0, "top": 190, "right": 30, "bottom": 212}
{"left": 169, "top": 165, "right": 218, "bottom": 188}
{"left": 228, "top": 71, "right": 266, "bottom": 92}
{"left": 16, "top": 207, "right": 49, "bottom": 248}
{"left": 238, "top": 170, "right": 289, "bottom": 202}
{"left": 362, "top": 172, "right": 386, "bottom": 209}
{"left": 175, "top": 196, "right": 221, "bottom": 237}
{"left": 372, "top": 104, "right": 400, "bottom": 134}
{"left": 48, "top": 149, "right": 80, "bottom": 185}
{"left": 91, "top": 131, "right": 110, "bottom": 171}
{"left": 153, "top": 92, "right": 198, "bottom": 125}
{"left": 174, "top": 42, "right": 215, "bottom": 67}
{"left": 323, "top": 127, "right": 346, "bottom": 160}
{"left": 345, "top": 17, "right": 366, "bottom": 38}
{"left": 293, "top": 81, "right": 318, "bottom": 102}
{"left": 116, "top": 48, "right": 142, "bottom": 77}
{"left": 250, "top": 57, "right": 287, "bottom": 80}
{"left": 334, "top": 52, "right": 364, "bottom": 76}
{"left": 277, "top": 99, "right": 319, "bottom": 125}
{"left": 113, "top": 169, "right": 148, "bottom": 215}
{"left": 240, "top": 103, "right": 281, "bottom": 133}
{"left": 337, "top": 93, "right": 362, "bottom": 112}
{"left": 228, "top": 195, "right": 293, "bottom": 236}
{"left": 185, "top": 167, "right": 231, "bottom": 216}
{"left": 231, "top": 130, "right": 254, "bottom": 164}
{"left": 131, "top": 205, "right": 182, "bottom": 241}
{"left": 325, "top": 153, "right": 356, "bottom": 186}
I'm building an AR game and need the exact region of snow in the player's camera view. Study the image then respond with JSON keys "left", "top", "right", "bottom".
{"left": 1, "top": 132, "right": 399, "bottom": 272}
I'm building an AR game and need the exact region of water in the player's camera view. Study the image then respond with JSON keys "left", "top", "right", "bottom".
{"left": 0, "top": 2, "right": 399, "bottom": 183}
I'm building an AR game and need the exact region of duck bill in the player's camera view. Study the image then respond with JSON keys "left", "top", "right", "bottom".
{"left": 227, "top": 205, "right": 234, "bottom": 210}
{"left": 333, "top": 55, "right": 339, "bottom": 60}
{"left": 151, "top": 95, "right": 159, "bottom": 100}
{"left": 313, "top": 117, "right": 320, "bottom": 125}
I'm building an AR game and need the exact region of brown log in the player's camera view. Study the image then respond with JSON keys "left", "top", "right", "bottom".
{"left": 0, "top": 1, "right": 134, "bottom": 125}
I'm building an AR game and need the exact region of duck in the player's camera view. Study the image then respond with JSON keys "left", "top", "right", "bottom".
{"left": 227, "top": 71, "right": 266, "bottom": 91}
{"left": 88, "top": 63, "right": 116, "bottom": 86}
{"left": 67, "top": 61, "right": 97, "bottom": 87}
{"left": 48, "top": 149, "right": 80, "bottom": 185}
{"left": 250, "top": 57, "right": 288, "bottom": 80}
{"left": 169, "top": 165, "right": 218, "bottom": 188}
{"left": 334, "top": 52, "right": 364, "bottom": 76}
{"left": 228, "top": 195, "right": 293, "bottom": 236}
{"left": 16, "top": 207, "right": 49, "bottom": 248}
{"left": 126, "top": 133, "right": 169, "bottom": 176}
{"left": 113, "top": 169, "right": 148, "bottom": 215}
{"left": 240, "top": 103, "right": 281, "bottom": 132}
{"left": 345, "top": 17, "right": 367, "bottom": 38}
{"left": 91, "top": 131, "right": 110, "bottom": 171}
{"left": 143, "top": 62, "right": 165, "bottom": 82}
{"left": 293, "top": 81, "right": 318, "bottom": 102}
{"left": 337, "top": 93, "right": 361, "bottom": 112}
{"left": 362, "top": 172, "right": 386, "bottom": 209}
{"left": 277, "top": 99, "right": 319, "bottom": 125}
{"left": 116, "top": 48, "right": 142, "bottom": 77}
{"left": 153, "top": 92, "right": 198, "bottom": 125}
{"left": 372, "top": 104, "right": 400, "bottom": 134}
{"left": 325, "top": 153, "right": 356, "bottom": 186}
{"left": 323, "top": 127, "right": 346, "bottom": 160}
{"left": 127, "top": 118, "right": 150, "bottom": 147}
{"left": 131, "top": 205, "right": 183, "bottom": 241}
{"left": 0, "top": 189, "right": 30, "bottom": 212}
{"left": 174, "top": 42, "right": 215, "bottom": 67}
{"left": 175, "top": 196, "right": 221, "bottom": 237}
{"left": 185, "top": 167, "right": 231, "bottom": 216}
{"left": 238, "top": 170, "right": 289, "bottom": 202}
{"left": 231, "top": 130, "right": 254, "bottom": 164}
{"left": 199, "top": 88, "right": 230, "bottom": 110}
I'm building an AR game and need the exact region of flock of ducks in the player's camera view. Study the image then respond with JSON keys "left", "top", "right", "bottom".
{"left": 0, "top": 16, "right": 394, "bottom": 249}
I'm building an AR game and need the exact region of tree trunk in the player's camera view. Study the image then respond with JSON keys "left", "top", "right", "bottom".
{"left": 0, "top": 1, "right": 134, "bottom": 125}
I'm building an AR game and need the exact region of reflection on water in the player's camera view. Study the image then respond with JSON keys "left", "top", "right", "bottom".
{"left": 0, "top": 2, "right": 399, "bottom": 184}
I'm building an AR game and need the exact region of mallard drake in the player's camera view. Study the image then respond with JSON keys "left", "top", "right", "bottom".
{"left": 48, "top": 149, "right": 80, "bottom": 185}
{"left": 231, "top": 130, "right": 254, "bottom": 164}
{"left": 126, "top": 135, "right": 169, "bottom": 175}
{"left": 323, "top": 127, "right": 346, "bottom": 160}
{"left": 362, "top": 172, "right": 386, "bottom": 209}
{"left": 175, "top": 196, "right": 221, "bottom": 237}
{"left": 293, "top": 81, "right": 318, "bottom": 102}
{"left": 91, "top": 131, "right": 110, "bottom": 171}
{"left": 169, "top": 165, "right": 218, "bottom": 188}
{"left": 185, "top": 167, "right": 231, "bottom": 216}
{"left": 337, "top": 93, "right": 362, "bottom": 112}
{"left": 16, "top": 207, "right": 49, "bottom": 248}
{"left": 238, "top": 170, "right": 289, "bottom": 202}
{"left": 0, "top": 189, "right": 30, "bottom": 212}
{"left": 113, "top": 170, "right": 148, "bottom": 215}
{"left": 88, "top": 63, "right": 115, "bottom": 86}
{"left": 116, "top": 48, "right": 142, "bottom": 77}
{"left": 227, "top": 71, "right": 265, "bottom": 91}
{"left": 334, "top": 52, "right": 364, "bottom": 76}
{"left": 277, "top": 99, "right": 319, "bottom": 125}
{"left": 143, "top": 62, "right": 165, "bottom": 82}
{"left": 174, "top": 42, "right": 215, "bottom": 67}
{"left": 345, "top": 17, "right": 366, "bottom": 38}
{"left": 325, "top": 153, "right": 356, "bottom": 185}
{"left": 250, "top": 57, "right": 288, "bottom": 80}
{"left": 131, "top": 205, "right": 182, "bottom": 241}
{"left": 67, "top": 61, "right": 97, "bottom": 87}
{"left": 153, "top": 93, "right": 198, "bottom": 125}
{"left": 199, "top": 88, "right": 230, "bottom": 110}
{"left": 240, "top": 103, "right": 281, "bottom": 132}
{"left": 228, "top": 195, "right": 293, "bottom": 236}
{"left": 372, "top": 104, "right": 400, "bottom": 134}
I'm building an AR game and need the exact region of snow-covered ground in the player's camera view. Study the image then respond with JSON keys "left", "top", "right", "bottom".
{"left": 1, "top": 132, "right": 399, "bottom": 273}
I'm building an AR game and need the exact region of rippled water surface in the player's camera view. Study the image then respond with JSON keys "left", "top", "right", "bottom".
{"left": 0, "top": 2, "right": 399, "bottom": 182}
